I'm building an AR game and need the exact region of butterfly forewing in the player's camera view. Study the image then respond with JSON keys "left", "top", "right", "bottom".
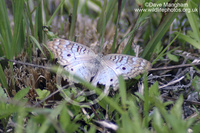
{"left": 47, "top": 38, "right": 97, "bottom": 65}
{"left": 91, "top": 54, "right": 151, "bottom": 91}
{"left": 103, "top": 54, "right": 151, "bottom": 79}
{"left": 47, "top": 38, "right": 99, "bottom": 82}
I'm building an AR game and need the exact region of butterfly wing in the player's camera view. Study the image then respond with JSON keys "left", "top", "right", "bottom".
{"left": 47, "top": 38, "right": 99, "bottom": 82}
{"left": 92, "top": 54, "right": 151, "bottom": 92}
{"left": 103, "top": 54, "right": 151, "bottom": 79}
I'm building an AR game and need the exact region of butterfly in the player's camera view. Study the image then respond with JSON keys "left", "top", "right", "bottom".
{"left": 47, "top": 38, "right": 151, "bottom": 94}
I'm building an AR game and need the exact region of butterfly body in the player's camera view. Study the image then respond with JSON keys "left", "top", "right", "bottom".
{"left": 47, "top": 38, "right": 151, "bottom": 92}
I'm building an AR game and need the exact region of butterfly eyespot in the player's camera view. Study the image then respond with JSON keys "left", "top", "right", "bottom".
{"left": 67, "top": 54, "right": 71, "bottom": 57}
{"left": 122, "top": 67, "right": 126, "bottom": 70}
{"left": 110, "top": 79, "right": 113, "bottom": 82}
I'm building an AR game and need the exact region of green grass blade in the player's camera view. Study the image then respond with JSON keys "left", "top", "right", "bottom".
{"left": 0, "top": 0, "right": 12, "bottom": 58}
{"left": 46, "top": 0, "right": 65, "bottom": 27}
{"left": 13, "top": 87, "right": 30, "bottom": 100}
{"left": 128, "top": 101, "right": 144, "bottom": 133}
{"left": 34, "top": 0, "right": 43, "bottom": 43}
{"left": 97, "top": 0, "right": 107, "bottom": 33}
{"left": 105, "top": 0, "right": 117, "bottom": 25}
{"left": 15, "top": 108, "right": 27, "bottom": 133}
{"left": 111, "top": 0, "right": 125, "bottom": 53}
{"left": 99, "top": 13, "right": 106, "bottom": 52}
{"left": 143, "top": 72, "right": 150, "bottom": 127}
{"left": 69, "top": 0, "right": 79, "bottom": 40}
{"left": 186, "top": 0, "right": 200, "bottom": 42}
{"left": 43, "top": 0, "right": 50, "bottom": 24}
{"left": 152, "top": 33, "right": 179, "bottom": 65}
{"left": 119, "top": 75, "right": 126, "bottom": 106}
{"left": 121, "top": 31, "right": 135, "bottom": 54}
{"left": 121, "top": 19, "right": 146, "bottom": 54}
{"left": 12, "top": 0, "right": 24, "bottom": 56}
{"left": 176, "top": 32, "right": 200, "bottom": 49}
{"left": 141, "top": 12, "right": 179, "bottom": 60}
{"left": 30, "top": 35, "right": 46, "bottom": 57}
{"left": 25, "top": 0, "right": 35, "bottom": 36}
{"left": 97, "top": 0, "right": 117, "bottom": 39}
{"left": 0, "top": 65, "right": 8, "bottom": 89}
